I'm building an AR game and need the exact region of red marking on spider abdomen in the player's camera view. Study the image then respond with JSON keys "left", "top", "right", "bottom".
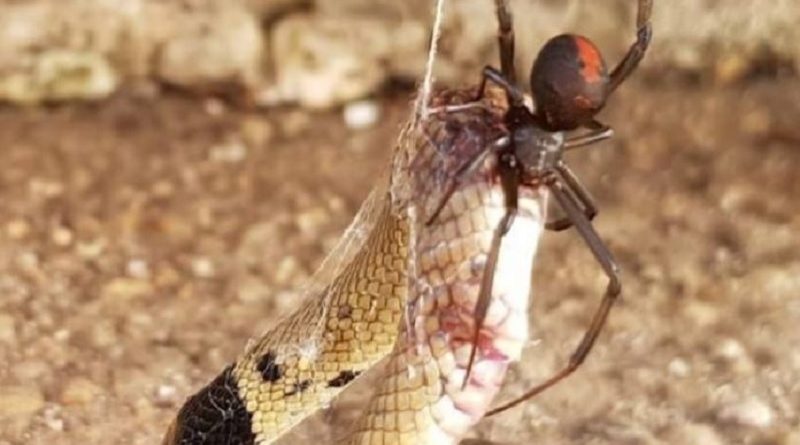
{"left": 574, "top": 36, "right": 604, "bottom": 83}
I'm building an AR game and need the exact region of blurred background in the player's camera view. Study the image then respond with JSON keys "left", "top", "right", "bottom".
{"left": 0, "top": 0, "right": 798, "bottom": 444}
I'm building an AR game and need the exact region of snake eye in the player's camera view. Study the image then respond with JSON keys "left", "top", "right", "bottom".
{"left": 530, "top": 34, "right": 609, "bottom": 131}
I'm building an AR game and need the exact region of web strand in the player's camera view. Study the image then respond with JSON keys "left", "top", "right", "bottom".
{"left": 414, "top": 0, "right": 447, "bottom": 122}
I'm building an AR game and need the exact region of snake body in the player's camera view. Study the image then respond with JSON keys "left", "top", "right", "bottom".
{"left": 163, "top": 88, "right": 546, "bottom": 444}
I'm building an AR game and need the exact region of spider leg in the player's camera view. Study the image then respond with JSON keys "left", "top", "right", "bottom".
{"left": 607, "top": 0, "right": 653, "bottom": 95}
{"left": 425, "top": 136, "right": 510, "bottom": 226}
{"left": 462, "top": 152, "right": 519, "bottom": 389}
{"left": 547, "top": 121, "right": 612, "bottom": 230}
{"left": 545, "top": 161, "right": 597, "bottom": 231}
{"left": 564, "top": 122, "right": 614, "bottom": 151}
{"left": 431, "top": 66, "right": 526, "bottom": 116}
{"left": 487, "top": 173, "right": 621, "bottom": 416}
{"left": 493, "top": 0, "right": 517, "bottom": 84}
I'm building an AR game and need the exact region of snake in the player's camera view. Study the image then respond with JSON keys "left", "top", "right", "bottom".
{"left": 162, "top": 87, "right": 547, "bottom": 445}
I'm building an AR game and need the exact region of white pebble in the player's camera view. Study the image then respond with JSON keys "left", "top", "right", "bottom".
{"left": 191, "top": 257, "right": 215, "bottom": 278}
{"left": 51, "top": 226, "right": 73, "bottom": 247}
{"left": 154, "top": 384, "right": 178, "bottom": 406}
{"left": 210, "top": 139, "right": 248, "bottom": 163}
{"left": 716, "top": 338, "right": 746, "bottom": 361}
{"left": 668, "top": 357, "right": 691, "bottom": 378}
{"left": 43, "top": 406, "right": 64, "bottom": 431}
{"left": 343, "top": 100, "right": 380, "bottom": 130}
{"left": 718, "top": 397, "right": 774, "bottom": 428}
{"left": 126, "top": 259, "right": 150, "bottom": 279}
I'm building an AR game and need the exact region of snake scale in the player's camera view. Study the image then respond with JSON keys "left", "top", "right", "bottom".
{"left": 163, "top": 88, "right": 547, "bottom": 444}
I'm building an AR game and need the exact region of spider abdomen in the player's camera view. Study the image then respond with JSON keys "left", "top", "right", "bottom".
{"left": 530, "top": 34, "right": 609, "bottom": 131}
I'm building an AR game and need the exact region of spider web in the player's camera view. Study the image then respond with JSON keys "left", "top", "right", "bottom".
{"left": 254, "top": 0, "right": 451, "bottom": 363}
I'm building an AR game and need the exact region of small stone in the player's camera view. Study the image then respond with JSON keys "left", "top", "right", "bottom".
{"left": 667, "top": 423, "right": 724, "bottom": 445}
{"left": 0, "top": 314, "right": 15, "bottom": 344}
{"left": 16, "top": 251, "right": 39, "bottom": 270}
{"left": 154, "top": 384, "right": 178, "bottom": 407}
{"left": 53, "top": 329, "right": 70, "bottom": 342}
{"left": 90, "top": 320, "right": 119, "bottom": 349}
{"left": 42, "top": 406, "right": 64, "bottom": 431}
{"left": 237, "top": 276, "right": 270, "bottom": 303}
{"left": 274, "top": 257, "right": 299, "bottom": 286}
{"left": 668, "top": 357, "right": 691, "bottom": 378}
{"left": 240, "top": 117, "right": 273, "bottom": 148}
{"left": 154, "top": 265, "right": 182, "bottom": 288}
{"left": 716, "top": 338, "right": 746, "bottom": 361}
{"left": 343, "top": 99, "right": 380, "bottom": 130}
{"left": 204, "top": 98, "right": 226, "bottom": 116}
{"left": 210, "top": 139, "right": 248, "bottom": 163}
{"left": 191, "top": 257, "right": 215, "bottom": 279}
{"left": 683, "top": 300, "right": 720, "bottom": 327}
{"left": 101, "top": 278, "right": 154, "bottom": 301}
{"left": 76, "top": 238, "right": 106, "bottom": 259}
{"left": 6, "top": 219, "right": 30, "bottom": 240}
{"left": 61, "top": 378, "right": 103, "bottom": 405}
{"left": 51, "top": 226, "right": 73, "bottom": 247}
{"left": 126, "top": 259, "right": 150, "bottom": 279}
{"left": 741, "top": 108, "right": 771, "bottom": 136}
{"left": 718, "top": 397, "right": 775, "bottom": 428}
{"left": 714, "top": 53, "right": 750, "bottom": 85}
{"left": 0, "top": 386, "right": 45, "bottom": 417}
{"left": 295, "top": 207, "right": 329, "bottom": 238}
{"left": 29, "top": 178, "right": 64, "bottom": 199}
{"left": 152, "top": 180, "right": 175, "bottom": 198}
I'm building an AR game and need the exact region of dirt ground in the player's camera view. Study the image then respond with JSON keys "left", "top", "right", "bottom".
{"left": 0, "top": 75, "right": 798, "bottom": 445}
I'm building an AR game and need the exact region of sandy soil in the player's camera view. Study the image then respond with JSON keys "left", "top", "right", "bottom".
{"left": 0, "top": 77, "right": 798, "bottom": 445}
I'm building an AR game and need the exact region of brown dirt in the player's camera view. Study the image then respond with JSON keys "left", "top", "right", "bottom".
{"left": 0, "top": 76, "right": 798, "bottom": 445}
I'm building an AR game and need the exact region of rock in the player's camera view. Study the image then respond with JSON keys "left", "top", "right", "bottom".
{"left": 0, "top": 0, "right": 264, "bottom": 104}
{"left": 0, "top": 0, "right": 799, "bottom": 106}
{"left": 718, "top": 397, "right": 775, "bottom": 428}
{"left": 0, "top": 386, "right": 45, "bottom": 417}
{"left": 154, "top": 3, "right": 263, "bottom": 90}
{"left": 263, "top": 14, "right": 426, "bottom": 108}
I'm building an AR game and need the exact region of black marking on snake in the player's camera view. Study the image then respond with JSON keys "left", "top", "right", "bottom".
{"left": 327, "top": 370, "right": 361, "bottom": 388}
{"left": 171, "top": 365, "right": 255, "bottom": 445}
{"left": 256, "top": 351, "right": 283, "bottom": 382}
{"left": 284, "top": 379, "right": 313, "bottom": 397}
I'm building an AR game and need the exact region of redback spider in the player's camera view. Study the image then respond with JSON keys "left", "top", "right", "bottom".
{"left": 425, "top": 0, "right": 653, "bottom": 414}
